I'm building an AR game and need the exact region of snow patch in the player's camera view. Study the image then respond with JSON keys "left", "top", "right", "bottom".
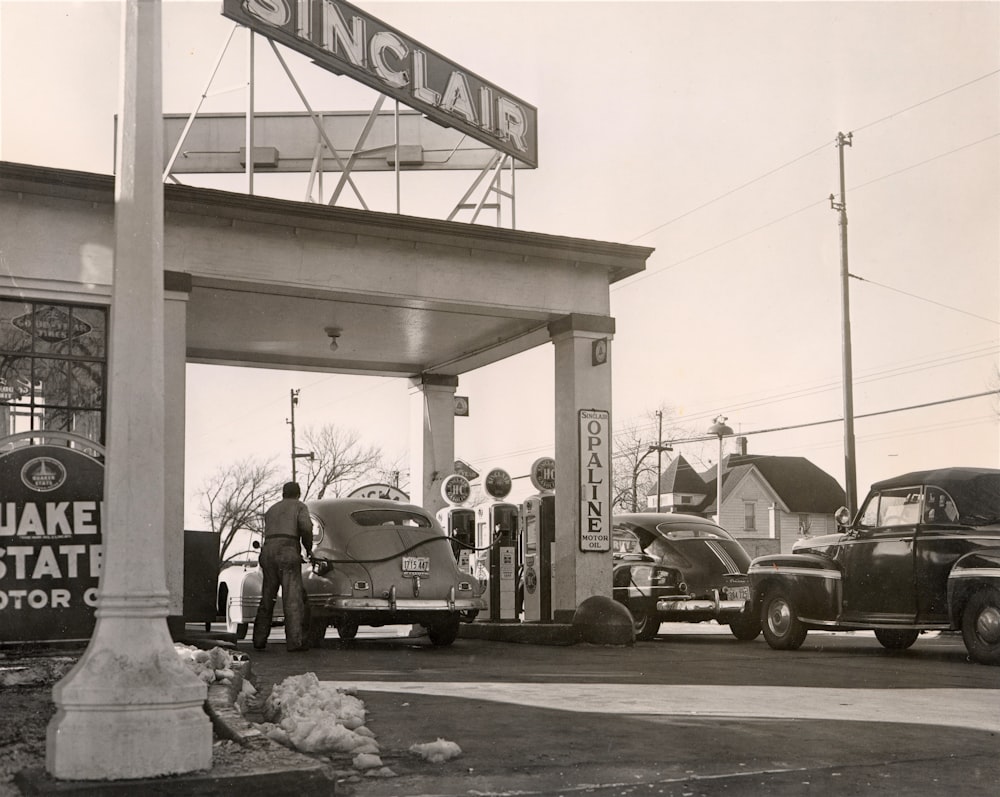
{"left": 409, "top": 738, "right": 463, "bottom": 763}
{"left": 258, "top": 672, "right": 379, "bottom": 755}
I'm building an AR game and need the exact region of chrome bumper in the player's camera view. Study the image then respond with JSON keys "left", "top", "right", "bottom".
{"left": 656, "top": 594, "right": 748, "bottom": 616}
{"left": 323, "top": 597, "right": 485, "bottom": 611}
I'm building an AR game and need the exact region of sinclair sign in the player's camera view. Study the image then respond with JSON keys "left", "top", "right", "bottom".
{"left": 223, "top": 0, "right": 538, "bottom": 167}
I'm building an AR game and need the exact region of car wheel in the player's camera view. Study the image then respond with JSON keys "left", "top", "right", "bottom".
{"left": 335, "top": 619, "right": 359, "bottom": 640}
{"left": 874, "top": 628, "right": 920, "bottom": 650}
{"left": 630, "top": 607, "right": 660, "bottom": 641}
{"left": 728, "top": 610, "right": 762, "bottom": 641}
{"left": 761, "top": 586, "right": 807, "bottom": 650}
{"left": 306, "top": 618, "right": 328, "bottom": 648}
{"left": 961, "top": 587, "right": 1000, "bottom": 666}
{"left": 427, "top": 616, "right": 461, "bottom": 646}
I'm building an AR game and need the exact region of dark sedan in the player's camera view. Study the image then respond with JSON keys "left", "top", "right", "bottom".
{"left": 612, "top": 513, "right": 761, "bottom": 641}
{"left": 748, "top": 467, "right": 1000, "bottom": 665}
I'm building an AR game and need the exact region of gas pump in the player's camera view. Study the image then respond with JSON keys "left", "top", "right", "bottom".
{"left": 476, "top": 500, "right": 519, "bottom": 621}
{"left": 521, "top": 457, "right": 555, "bottom": 623}
{"left": 436, "top": 505, "right": 476, "bottom": 573}
{"left": 477, "top": 468, "right": 519, "bottom": 621}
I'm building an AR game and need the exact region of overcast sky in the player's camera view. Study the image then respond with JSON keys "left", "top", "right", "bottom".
{"left": 2, "top": 0, "right": 997, "bottom": 527}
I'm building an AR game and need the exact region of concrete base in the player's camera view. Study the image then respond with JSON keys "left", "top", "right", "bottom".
{"left": 459, "top": 620, "right": 578, "bottom": 645}
{"left": 571, "top": 596, "right": 635, "bottom": 646}
{"left": 46, "top": 616, "right": 212, "bottom": 781}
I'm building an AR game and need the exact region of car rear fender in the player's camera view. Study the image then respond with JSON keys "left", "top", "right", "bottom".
{"left": 946, "top": 548, "right": 1000, "bottom": 627}
{"left": 747, "top": 553, "right": 841, "bottom": 623}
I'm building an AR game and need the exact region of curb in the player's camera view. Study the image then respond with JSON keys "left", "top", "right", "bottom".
{"left": 459, "top": 620, "right": 579, "bottom": 645}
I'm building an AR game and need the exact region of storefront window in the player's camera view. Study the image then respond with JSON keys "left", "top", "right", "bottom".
{"left": 0, "top": 300, "right": 107, "bottom": 445}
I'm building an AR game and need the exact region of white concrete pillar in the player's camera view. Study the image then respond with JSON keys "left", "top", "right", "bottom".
{"left": 408, "top": 374, "right": 458, "bottom": 516}
{"left": 549, "top": 314, "right": 615, "bottom": 623}
{"left": 164, "top": 274, "right": 190, "bottom": 624}
{"left": 47, "top": 0, "right": 211, "bottom": 780}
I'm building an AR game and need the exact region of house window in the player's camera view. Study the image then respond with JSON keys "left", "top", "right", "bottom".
{"left": 744, "top": 502, "right": 756, "bottom": 531}
{"left": 680, "top": 496, "right": 691, "bottom": 504}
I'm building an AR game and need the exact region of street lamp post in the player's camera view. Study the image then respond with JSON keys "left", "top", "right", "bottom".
{"left": 707, "top": 415, "right": 733, "bottom": 525}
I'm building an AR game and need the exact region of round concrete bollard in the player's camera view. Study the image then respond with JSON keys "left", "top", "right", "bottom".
{"left": 572, "top": 596, "right": 635, "bottom": 646}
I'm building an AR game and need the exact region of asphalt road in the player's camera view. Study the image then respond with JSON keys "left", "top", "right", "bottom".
{"left": 242, "top": 623, "right": 1000, "bottom": 796}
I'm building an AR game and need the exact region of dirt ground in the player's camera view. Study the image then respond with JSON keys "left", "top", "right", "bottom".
{"left": 0, "top": 651, "right": 349, "bottom": 797}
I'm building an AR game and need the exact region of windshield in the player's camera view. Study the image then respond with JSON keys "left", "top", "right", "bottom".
{"left": 859, "top": 487, "right": 921, "bottom": 528}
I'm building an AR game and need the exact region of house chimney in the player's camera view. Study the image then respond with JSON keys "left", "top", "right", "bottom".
{"left": 737, "top": 436, "right": 748, "bottom": 456}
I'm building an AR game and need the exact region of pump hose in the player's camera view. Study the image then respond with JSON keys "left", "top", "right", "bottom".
{"left": 310, "top": 532, "right": 503, "bottom": 566}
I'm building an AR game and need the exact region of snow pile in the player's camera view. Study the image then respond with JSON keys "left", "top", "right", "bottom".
{"left": 409, "top": 738, "right": 463, "bottom": 763}
{"left": 234, "top": 678, "right": 258, "bottom": 714}
{"left": 173, "top": 644, "right": 240, "bottom": 685}
{"left": 259, "top": 672, "right": 380, "bottom": 756}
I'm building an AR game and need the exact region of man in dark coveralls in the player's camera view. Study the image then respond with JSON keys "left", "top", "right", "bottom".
{"left": 253, "top": 481, "right": 313, "bottom": 651}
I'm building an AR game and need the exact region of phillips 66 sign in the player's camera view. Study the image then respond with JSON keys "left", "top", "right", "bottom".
{"left": 578, "top": 409, "right": 611, "bottom": 552}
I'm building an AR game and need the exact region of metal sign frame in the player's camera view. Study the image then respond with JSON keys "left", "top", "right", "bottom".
{"left": 158, "top": 5, "right": 534, "bottom": 227}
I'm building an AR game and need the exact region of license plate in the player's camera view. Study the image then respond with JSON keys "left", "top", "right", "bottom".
{"left": 727, "top": 586, "right": 750, "bottom": 601}
{"left": 402, "top": 556, "right": 430, "bottom": 575}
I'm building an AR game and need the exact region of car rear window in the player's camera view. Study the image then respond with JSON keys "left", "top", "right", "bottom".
{"left": 350, "top": 509, "right": 434, "bottom": 528}
{"left": 654, "top": 524, "right": 733, "bottom": 541}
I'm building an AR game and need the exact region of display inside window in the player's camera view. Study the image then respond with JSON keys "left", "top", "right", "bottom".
{"left": 0, "top": 299, "right": 108, "bottom": 444}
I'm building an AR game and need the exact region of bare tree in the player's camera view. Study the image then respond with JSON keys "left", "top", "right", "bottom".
{"left": 612, "top": 405, "right": 691, "bottom": 512}
{"left": 297, "top": 424, "right": 385, "bottom": 499}
{"left": 200, "top": 457, "right": 280, "bottom": 563}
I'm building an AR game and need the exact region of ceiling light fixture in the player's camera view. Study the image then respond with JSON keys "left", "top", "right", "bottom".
{"left": 324, "top": 326, "right": 342, "bottom": 352}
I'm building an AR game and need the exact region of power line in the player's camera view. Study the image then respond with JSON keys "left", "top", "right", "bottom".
{"left": 852, "top": 69, "right": 1000, "bottom": 134}
{"left": 850, "top": 273, "right": 1000, "bottom": 326}
{"left": 851, "top": 132, "right": 1000, "bottom": 193}
{"left": 622, "top": 69, "right": 1000, "bottom": 248}
{"left": 626, "top": 141, "right": 831, "bottom": 244}
{"left": 650, "top": 390, "right": 997, "bottom": 449}
{"left": 614, "top": 130, "right": 998, "bottom": 294}
{"left": 614, "top": 340, "right": 1000, "bottom": 443}
{"left": 612, "top": 196, "right": 827, "bottom": 291}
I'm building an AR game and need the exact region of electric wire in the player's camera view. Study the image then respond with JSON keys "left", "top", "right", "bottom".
{"left": 850, "top": 273, "right": 1000, "bottom": 325}
{"left": 850, "top": 69, "right": 1000, "bottom": 134}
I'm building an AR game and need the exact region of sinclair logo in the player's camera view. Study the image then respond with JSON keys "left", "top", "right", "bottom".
{"left": 21, "top": 457, "right": 67, "bottom": 493}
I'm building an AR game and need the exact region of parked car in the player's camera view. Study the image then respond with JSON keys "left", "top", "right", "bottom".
{"left": 217, "top": 542, "right": 278, "bottom": 640}
{"left": 612, "top": 513, "right": 761, "bottom": 641}
{"left": 227, "top": 498, "right": 485, "bottom": 647}
{"left": 747, "top": 467, "right": 1000, "bottom": 665}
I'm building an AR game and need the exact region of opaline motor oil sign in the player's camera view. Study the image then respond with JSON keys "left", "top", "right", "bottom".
{"left": 0, "top": 444, "right": 104, "bottom": 643}
{"left": 578, "top": 409, "right": 611, "bottom": 552}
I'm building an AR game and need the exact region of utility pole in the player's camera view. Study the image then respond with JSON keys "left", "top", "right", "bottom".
{"left": 287, "top": 388, "right": 313, "bottom": 483}
{"left": 831, "top": 131, "right": 858, "bottom": 514}
{"left": 655, "top": 410, "right": 663, "bottom": 512}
